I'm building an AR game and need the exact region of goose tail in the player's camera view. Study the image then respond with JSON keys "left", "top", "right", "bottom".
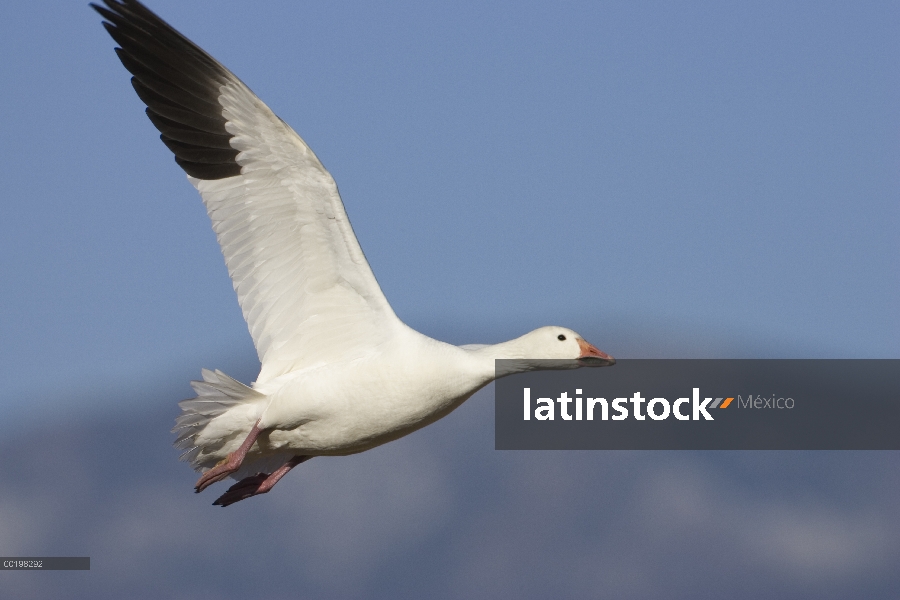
{"left": 172, "top": 369, "right": 266, "bottom": 472}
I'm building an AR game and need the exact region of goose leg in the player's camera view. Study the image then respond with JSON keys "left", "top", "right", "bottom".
{"left": 194, "top": 421, "right": 264, "bottom": 493}
{"left": 213, "top": 455, "right": 310, "bottom": 507}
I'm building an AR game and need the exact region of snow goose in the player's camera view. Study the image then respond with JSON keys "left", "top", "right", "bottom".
{"left": 92, "top": 0, "right": 615, "bottom": 507}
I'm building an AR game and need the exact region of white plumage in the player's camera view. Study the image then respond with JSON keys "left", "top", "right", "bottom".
{"left": 94, "top": 0, "right": 614, "bottom": 506}
{"left": 193, "top": 88, "right": 397, "bottom": 385}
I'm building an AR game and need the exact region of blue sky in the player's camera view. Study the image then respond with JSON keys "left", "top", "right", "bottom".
{"left": 0, "top": 2, "right": 898, "bottom": 597}
{"left": 2, "top": 1, "right": 898, "bottom": 424}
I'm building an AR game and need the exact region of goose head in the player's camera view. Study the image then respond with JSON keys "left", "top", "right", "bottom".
{"left": 496, "top": 326, "right": 616, "bottom": 367}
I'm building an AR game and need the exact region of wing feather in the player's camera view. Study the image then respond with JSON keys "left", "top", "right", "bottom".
{"left": 94, "top": 0, "right": 402, "bottom": 383}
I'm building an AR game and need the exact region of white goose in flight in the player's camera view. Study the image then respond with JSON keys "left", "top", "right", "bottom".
{"left": 93, "top": 0, "right": 615, "bottom": 507}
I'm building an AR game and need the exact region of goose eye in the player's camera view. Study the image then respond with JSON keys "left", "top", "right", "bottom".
{"left": 557, "top": 334, "right": 566, "bottom": 341}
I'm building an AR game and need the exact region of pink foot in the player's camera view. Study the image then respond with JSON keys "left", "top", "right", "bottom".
{"left": 213, "top": 455, "right": 309, "bottom": 507}
{"left": 194, "top": 421, "right": 264, "bottom": 493}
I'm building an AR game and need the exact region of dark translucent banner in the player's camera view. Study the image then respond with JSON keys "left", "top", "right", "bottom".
{"left": 494, "top": 360, "right": 900, "bottom": 450}
{"left": 0, "top": 557, "right": 90, "bottom": 570}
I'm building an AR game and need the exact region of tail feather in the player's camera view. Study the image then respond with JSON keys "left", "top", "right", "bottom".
{"left": 172, "top": 369, "right": 265, "bottom": 471}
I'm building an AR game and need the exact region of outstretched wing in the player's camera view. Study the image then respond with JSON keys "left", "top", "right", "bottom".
{"left": 93, "top": 0, "right": 403, "bottom": 384}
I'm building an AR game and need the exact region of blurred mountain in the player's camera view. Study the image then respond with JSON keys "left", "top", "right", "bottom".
{"left": 1, "top": 375, "right": 898, "bottom": 599}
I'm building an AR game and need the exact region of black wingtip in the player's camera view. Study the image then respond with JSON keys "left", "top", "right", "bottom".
{"left": 93, "top": 0, "right": 244, "bottom": 180}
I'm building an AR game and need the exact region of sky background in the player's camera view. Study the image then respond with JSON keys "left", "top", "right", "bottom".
{"left": 0, "top": 0, "right": 898, "bottom": 598}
